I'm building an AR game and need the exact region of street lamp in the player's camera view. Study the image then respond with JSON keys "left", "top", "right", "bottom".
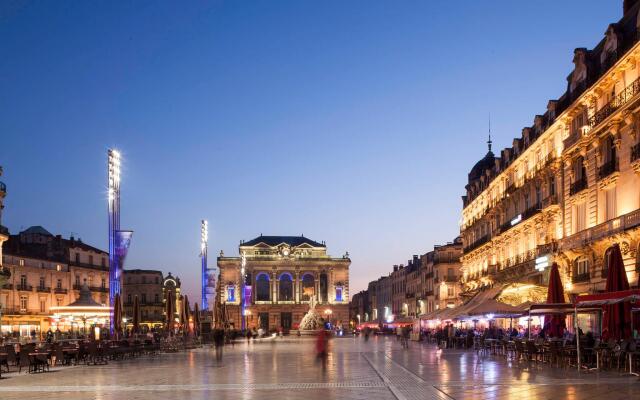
{"left": 108, "top": 149, "right": 121, "bottom": 335}
{"left": 201, "top": 220, "right": 208, "bottom": 310}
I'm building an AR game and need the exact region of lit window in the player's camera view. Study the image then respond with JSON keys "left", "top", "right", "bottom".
{"left": 227, "top": 285, "right": 235, "bottom": 302}
{"left": 19, "top": 259, "right": 25, "bottom": 266}
{"left": 20, "top": 295, "right": 28, "bottom": 311}
{"left": 335, "top": 286, "right": 343, "bottom": 302}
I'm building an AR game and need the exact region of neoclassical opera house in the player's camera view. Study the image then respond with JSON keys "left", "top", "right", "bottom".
{"left": 217, "top": 235, "right": 350, "bottom": 331}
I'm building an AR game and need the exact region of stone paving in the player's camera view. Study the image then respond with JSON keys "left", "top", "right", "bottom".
{"left": 1, "top": 336, "right": 639, "bottom": 399}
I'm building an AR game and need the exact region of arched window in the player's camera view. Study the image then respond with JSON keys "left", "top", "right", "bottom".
{"left": 319, "top": 273, "right": 328, "bottom": 303}
{"left": 301, "top": 274, "right": 315, "bottom": 301}
{"left": 256, "top": 273, "right": 270, "bottom": 301}
{"left": 279, "top": 273, "right": 293, "bottom": 301}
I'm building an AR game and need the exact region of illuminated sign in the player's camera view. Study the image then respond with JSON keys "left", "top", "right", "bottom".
{"left": 535, "top": 255, "right": 550, "bottom": 272}
{"left": 510, "top": 214, "right": 522, "bottom": 226}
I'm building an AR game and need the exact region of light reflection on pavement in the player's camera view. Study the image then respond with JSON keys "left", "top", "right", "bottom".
{"left": 1, "top": 336, "right": 639, "bottom": 400}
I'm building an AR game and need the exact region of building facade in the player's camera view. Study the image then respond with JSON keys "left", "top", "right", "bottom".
{"left": 122, "top": 269, "right": 165, "bottom": 330}
{"left": 0, "top": 227, "right": 109, "bottom": 336}
{"left": 217, "top": 235, "right": 350, "bottom": 332}
{"left": 460, "top": 1, "right": 640, "bottom": 305}
{"left": 422, "top": 238, "right": 463, "bottom": 313}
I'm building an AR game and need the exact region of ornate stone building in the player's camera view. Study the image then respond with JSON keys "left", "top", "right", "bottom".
{"left": 461, "top": 0, "right": 640, "bottom": 304}
{"left": 1, "top": 227, "right": 109, "bottom": 336}
{"left": 217, "top": 235, "right": 350, "bottom": 332}
{"left": 421, "top": 238, "right": 463, "bottom": 313}
{"left": 122, "top": 269, "right": 165, "bottom": 330}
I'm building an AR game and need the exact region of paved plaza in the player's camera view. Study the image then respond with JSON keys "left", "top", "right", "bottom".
{"left": 1, "top": 336, "right": 639, "bottom": 400}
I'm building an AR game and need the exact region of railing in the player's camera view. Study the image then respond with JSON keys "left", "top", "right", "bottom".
{"left": 54, "top": 288, "right": 67, "bottom": 294}
{"left": 463, "top": 234, "right": 490, "bottom": 253}
{"left": 541, "top": 194, "right": 559, "bottom": 209}
{"left": 573, "top": 273, "right": 590, "bottom": 283}
{"left": 2, "top": 283, "right": 13, "bottom": 290}
{"left": 560, "top": 208, "right": 640, "bottom": 251}
{"left": 631, "top": 143, "right": 640, "bottom": 163}
{"left": 589, "top": 76, "right": 640, "bottom": 131}
{"left": 598, "top": 159, "right": 619, "bottom": 179}
{"left": 90, "top": 286, "right": 108, "bottom": 293}
{"left": 16, "top": 284, "right": 32, "bottom": 291}
{"left": 502, "top": 249, "right": 537, "bottom": 269}
{"left": 570, "top": 177, "right": 588, "bottom": 196}
{"left": 442, "top": 276, "right": 458, "bottom": 283}
{"left": 563, "top": 131, "right": 582, "bottom": 150}
{"left": 536, "top": 242, "right": 557, "bottom": 257}
{"left": 36, "top": 286, "right": 50, "bottom": 293}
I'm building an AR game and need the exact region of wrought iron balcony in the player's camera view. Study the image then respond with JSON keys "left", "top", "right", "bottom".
{"left": 570, "top": 177, "right": 588, "bottom": 196}
{"left": 598, "top": 159, "right": 619, "bottom": 180}
{"left": 36, "top": 286, "right": 50, "bottom": 293}
{"left": 17, "top": 284, "right": 32, "bottom": 291}
{"left": 573, "top": 273, "right": 590, "bottom": 283}
{"left": 559, "top": 208, "right": 640, "bottom": 251}
{"left": 54, "top": 288, "right": 67, "bottom": 294}
{"left": 463, "top": 234, "right": 490, "bottom": 253}
{"left": 589, "top": 76, "right": 640, "bottom": 130}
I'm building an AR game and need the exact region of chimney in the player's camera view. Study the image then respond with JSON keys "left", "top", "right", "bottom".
{"left": 393, "top": 265, "right": 398, "bottom": 272}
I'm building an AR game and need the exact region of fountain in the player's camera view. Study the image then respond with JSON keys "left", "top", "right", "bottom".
{"left": 298, "top": 295, "right": 324, "bottom": 334}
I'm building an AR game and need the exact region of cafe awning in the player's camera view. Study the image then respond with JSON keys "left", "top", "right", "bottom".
{"left": 575, "top": 289, "right": 640, "bottom": 306}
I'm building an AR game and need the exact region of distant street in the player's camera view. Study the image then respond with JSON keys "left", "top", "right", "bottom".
{"left": 2, "top": 336, "right": 639, "bottom": 400}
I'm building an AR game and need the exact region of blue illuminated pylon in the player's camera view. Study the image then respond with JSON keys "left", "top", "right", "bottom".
{"left": 108, "top": 149, "right": 121, "bottom": 335}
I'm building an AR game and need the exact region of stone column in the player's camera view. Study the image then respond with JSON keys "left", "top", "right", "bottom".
{"left": 294, "top": 272, "right": 300, "bottom": 303}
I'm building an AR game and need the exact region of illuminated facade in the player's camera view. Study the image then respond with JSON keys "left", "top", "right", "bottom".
{"left": 1, "top": 227, "right": 109, "bottom": 336}
{"left": 217, "top": 235, "right": 350, "bottom": 331}
{"left": 122, "top": 269, "right": 165, "bottom": 329}
{"left": 461, "top": 1, "right": 640, "bottom": 303}
{"left": 421, "top": 238, "right": 463, "bottom": 313}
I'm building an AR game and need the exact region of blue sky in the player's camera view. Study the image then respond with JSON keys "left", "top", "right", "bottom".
{"left": 0, "top": 1, "right": 620, "bottom": 302}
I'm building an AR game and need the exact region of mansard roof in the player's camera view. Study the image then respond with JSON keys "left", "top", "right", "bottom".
{"left": 241, "top": 235, "right": 325, "bottom": 248}
{"left": 464, "top": 1, "right": 640, "bottom": 207}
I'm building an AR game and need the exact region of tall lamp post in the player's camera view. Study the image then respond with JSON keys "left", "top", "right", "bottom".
{"left": 200, "top": 220, "right": 208, "bottom": 310}
{"left": 108, "top": 149, "right": 121, "bottom": 335}
{"left": 241, "top": 252, "right": 246, "bottom": 331}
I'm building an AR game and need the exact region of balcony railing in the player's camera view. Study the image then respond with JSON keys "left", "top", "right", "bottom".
{"left": 54, "top": 288, "right": 68, "bottom": 294}
{"left": 36, "top": 286, "right": 50, "bottom": 293}
{"left": 560, "top": 208, "right": 640, "bottom": 251}
{"left": 463, "top": 234, "right": 490, "bottom": 253}
{"left": 90, "top": 286, "right": 109, "bottom": 293}
{"left": 588, "top": 75, "right": 640, "bottom": 131}
{"left": 632, "top": 143, "right": 640, "bottom": 163}
{"left": 541, "top": 194, "right": 559, "bottom": 209}
{"left": 570, "top": 177, "right": 588, "bottom": 196}
{"left": 573, "top": 273, "right": 590, "bottom": 283}
{"left": 598, "top": 159, "right": 619, "bottom": 180}
{"left": 16, "top": 284, "right": 32, "bottom": 291}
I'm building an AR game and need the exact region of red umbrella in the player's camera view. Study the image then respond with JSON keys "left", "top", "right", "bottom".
{"left": 166, "top": 290, "right": 175, "bottom": 336}
{"left": 602, "top": 243, "right": 631, "bottom": 340}
{"left": 113, "top": 293, "right": 123, "bottom": 338}
{"left": 544, "top": 263, "right": 566, "bottom": 337}
{"left": 193, "top": 303, "right": 201, "bottom": 337}
{"left": 183, "top": 295, "right": 191, "bottom": 336}
{"left": 132, "top": 295, "right": 140, "bottom": 334}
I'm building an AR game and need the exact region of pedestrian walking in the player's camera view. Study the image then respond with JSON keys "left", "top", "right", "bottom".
{"left": 316, "top": 329, "right": 328, "bottom": 371}
{"left": 213, "top": 328, "right": 225, "bottom": 364}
